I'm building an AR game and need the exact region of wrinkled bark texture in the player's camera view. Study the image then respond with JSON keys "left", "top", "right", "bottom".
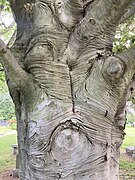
{"left": 0, "top": 0, "right": 135, "bottom": 179}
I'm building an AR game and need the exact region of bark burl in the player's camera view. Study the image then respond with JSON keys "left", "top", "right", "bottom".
{"left": 0, "top": 0, "right": 135, "bottom": 179}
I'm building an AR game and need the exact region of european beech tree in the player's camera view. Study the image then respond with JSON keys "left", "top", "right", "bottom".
{"left": 0, "top": 0, "right": 135, "bottom": 179}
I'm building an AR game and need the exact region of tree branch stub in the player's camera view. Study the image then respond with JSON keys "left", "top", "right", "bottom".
{"left": 0, "top": 39, "right": 29, "bottom": 90}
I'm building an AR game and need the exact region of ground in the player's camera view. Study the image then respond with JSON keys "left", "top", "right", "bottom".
{"left": 119, "top": 151, "right": 135, "bottom": 180}
{"left": 0, "top": 168, "right": 19, "bottom": 180}
{"left": 0, "top": 168, "right": 13, "bottom": 180}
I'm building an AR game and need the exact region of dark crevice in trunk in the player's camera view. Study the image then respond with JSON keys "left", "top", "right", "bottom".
{"left": 82, "top": 0, "right": 95, "bottom": 17}
{"left": 68, "top": 65, "right": 75, "bottom": 114}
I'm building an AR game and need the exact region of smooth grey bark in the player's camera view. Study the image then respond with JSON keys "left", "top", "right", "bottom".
{"left": 0, "top": 0, "right": 135, "bottom": 179}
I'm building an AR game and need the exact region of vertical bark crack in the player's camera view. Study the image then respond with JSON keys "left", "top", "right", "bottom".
{"left": 68, "top": 66, "right": 75, "bottom": 113}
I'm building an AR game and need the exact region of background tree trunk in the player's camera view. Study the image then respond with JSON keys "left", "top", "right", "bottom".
{"left": 0, "top": 0, "right": 135, "bottom": 179}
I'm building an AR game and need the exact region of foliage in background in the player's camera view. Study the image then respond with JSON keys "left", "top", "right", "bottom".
{"left": 9, "top": 123, "right": 17, "bottom": 130}
{"left": 0, "top": 92, "right": 15, "bottom": 120}
{"left": 0, "top": 1, "right": 15, "bottom": 92}
{"left": 127, "top": 113, "right": 135, "bottom": 124}
{"left": 0, "top": 65, "right": 7, "bottom": 92}
{"left": 113, "top": 15, "right": 135, "bottom": 53}
{"left": 0, "top": 1, "right": 16, "bottom": 120}
{"left": 0, "top": 0, "right": 16, "bottom": 43}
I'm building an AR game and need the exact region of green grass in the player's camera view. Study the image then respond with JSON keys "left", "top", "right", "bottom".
{"left": 0, "top": 126, "right": 12, "bottom": 134}
{"left": 0, "top": 133, "right": 17, "bottom": 172}
{"left": 120, "top": 157, "right": 135, "bottom": 170}
{"left": 121, "top": 126, "right": 135, "bottom": 150}
{"left": 120, "top": 127, "right": 135, "bottom": 179}
{"left": 120, "top": 156, "right": 135, "bottom": 179}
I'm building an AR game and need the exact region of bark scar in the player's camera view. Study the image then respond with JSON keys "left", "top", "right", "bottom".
{"left": 24, "top": 3, "right": 33, "bottom": 13}
{"left": 104, "top": 110, "right": 108, "bottom": 117}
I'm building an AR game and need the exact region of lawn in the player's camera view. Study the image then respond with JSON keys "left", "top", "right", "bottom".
{"left": 0, "top": 133, "right": 17, "bottom": 172}
{"left": 120, "top": 126, "right": 135, "bottom": 179}
{"left": 0, "top": 126, "right": 12, "bottom": 134}
{"left": 121, "top": 126, "right": 135, "bottom": 150}
{"left": 119, "top": 153, "right": 135, "bottom": 179}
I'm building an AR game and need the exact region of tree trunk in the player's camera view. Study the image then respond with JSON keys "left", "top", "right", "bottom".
{"left": 0, "top": 0, "right": 135, "bottom": 179}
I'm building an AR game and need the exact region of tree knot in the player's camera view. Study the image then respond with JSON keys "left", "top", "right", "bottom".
{"left": 103, "top": 56, "right": 125, "bottom": 83}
